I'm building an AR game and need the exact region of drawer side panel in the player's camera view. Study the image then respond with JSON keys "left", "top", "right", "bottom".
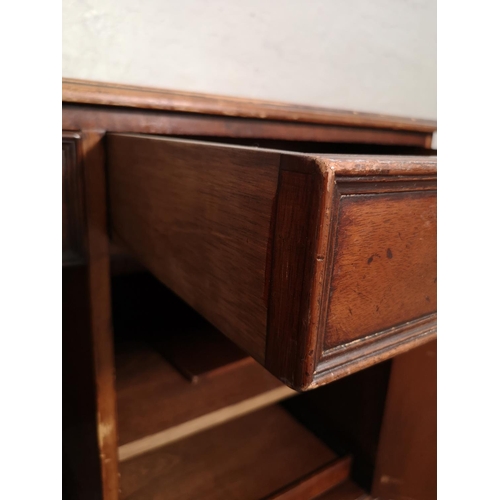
{"left": 107, "top": 135, "right": 281, "bottom": 363}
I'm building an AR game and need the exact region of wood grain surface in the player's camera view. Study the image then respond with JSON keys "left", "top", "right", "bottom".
{"left": 267, "top": 155, "right": 436, "bottom": 389}
{"left": 115, "top": 339, "right": 290, "bottom": 448}
{"left": 119, "top": 405, "right": 337, "bottom": 500}
{"left": 266, "top": 161, "right": 325, "bottom": 389}
{"left": 119, "top": 384, "right": 294, "bottom": 462}
{"left": 62, "top": 132, "right": 119, "bottom": 500}
{"left": 372, "top": 340, "right": 437, "bottom": 500}
{"left": 63, "top": 78, "right": 436, "bottom": 133}
{"left": 63, "top": 105, "right": 433, "bottom": 148}
{"left": 107, "top": 135, "right": 436, "bottom": 390}
{"left": 325, "top": 191, "right": 437, "bottom": 348}
{"left": 80, "top": 132, "right": 119, "bottom": 500}
{"left": 108, "top": 134, "right": 281, "bottom": 362}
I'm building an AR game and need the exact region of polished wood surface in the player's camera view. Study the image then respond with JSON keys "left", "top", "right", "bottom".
{"left": 266, "top": 159, "right": 323, "bottom": 388}
{"left": 63, "top": 105, "right": 432, "bottom": 148}
{"left": 119, "top": 384, "right": 293, "bottom": 462}
{"left": 119, "top": 405, "right": 338, "bottom": 500}
{"left": 63, "top": 78, "right": 436, "bottom": 133}
{"left": 325, "top": 191, "right": 437, "bottom": 347}
{"left": 108, "top": 135, "right": 280, "bottom": 363}
{"left": 108, "top": 135, "right": 436, "bottom": 390}
{"left": 80, "top": 132, "right": 119, "bottom": 500}
{"left": 372, "top": 340, "right": 437, "bottom": 500}
{"left": 266, "top": 457, "right": 352, "bottom": 500}
{"left": 62, "top": 132, "right": 119, "bottom": 500}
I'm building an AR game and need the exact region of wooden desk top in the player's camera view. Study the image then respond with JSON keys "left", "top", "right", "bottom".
{"left": 63, "top": 78, "right": 436, "bottom": 134}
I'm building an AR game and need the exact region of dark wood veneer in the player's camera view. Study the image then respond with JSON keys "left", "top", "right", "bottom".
{"left": 62, "top": 104, "right": 432, "bottom": 148}
{"left": 62, "top": 131, "right": 119, "bottom": 500}
{"left": 63, "top": 78, "right": 436, "bottom": 133}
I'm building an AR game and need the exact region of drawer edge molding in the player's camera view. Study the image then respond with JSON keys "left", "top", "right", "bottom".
{"left": 312, "top": 314, "right": 436, "bottom": 389}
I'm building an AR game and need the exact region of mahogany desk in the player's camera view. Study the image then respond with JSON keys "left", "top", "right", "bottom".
{"left": 62, "top": 79, "right": 437, "bottom": 500}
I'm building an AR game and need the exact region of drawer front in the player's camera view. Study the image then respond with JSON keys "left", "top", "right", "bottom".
{"left": 310, "top": 167, "right": 436, "bottom": 387}
{"left": 62, "top": 132, "right": 85, "bottom": 265}
{"left": 108, "top": 134, "right": 436, "bottom": 390}
{"left": 325, "top": 191, "right": 436, "bottom": 349}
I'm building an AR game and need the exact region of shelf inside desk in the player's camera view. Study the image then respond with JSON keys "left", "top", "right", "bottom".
{"left": 112, "top": 272, "right": 295, "bottom": 461}
{"left": 119, "top": 405, "right": 347, "bottom": 500}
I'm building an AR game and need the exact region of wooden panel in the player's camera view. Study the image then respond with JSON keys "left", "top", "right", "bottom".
{"left": 62, "top": 105, "right": 432, "bottom": 148}
{"left": 266, "top": 161, "right": 325, "bottom": 388}
{"left": 62, "top": 132, "right": 119, "bottom": 500}
{"left": 325, "top": 191, "right": 437, "bottom": 348}
{"left": 119, "top": 405, "right": 338, "bottom": 500}
{"left": 282, "top": 360, "right": 391, "bottom": 492}
{"left": 372, "top": 340, "right": 437, "bottom": 500}
{"left": 266, "top": 457, "right": 352, "bottom": 500}
{"left": 108, "top": 134, "right": 281, "bottom": 363}
{"left": 80, "top": 132, "right": 119, "bottom": 500}
{"left": 63, "top": 78, "right": 437, "bottom": 133}
{"left": 63, "top": 266, "right": 103, "bottom": 500}
{"left": 62, "top": 132, "right": 86, "bottom": 264}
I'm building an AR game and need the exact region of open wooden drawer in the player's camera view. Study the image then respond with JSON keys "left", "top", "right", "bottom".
{"left": 107, "top": 134, "right": 436, "bottom": 391}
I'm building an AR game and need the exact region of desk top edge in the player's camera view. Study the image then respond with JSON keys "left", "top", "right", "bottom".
{"left": 62, "top": 78, "right": 437, "bottom": 134}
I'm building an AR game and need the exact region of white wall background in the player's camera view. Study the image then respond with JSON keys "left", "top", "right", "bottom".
{"left": 63, "top": 0, "right": 436, "bottom": 120}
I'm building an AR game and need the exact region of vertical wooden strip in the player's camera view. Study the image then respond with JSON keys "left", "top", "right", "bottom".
{"left": 63, "top": 266, "right": 103, "bottom": 500}
{"left": 82, "top": 131, "right": 119, "bottom": 500}
{"left": 266, "top": 157, "right": 325, "bottom": 389}
{"left": 372, "top": 340, "right": 437, "bottom": 500}
{"left": 266, "top": 169, "right": 314, "bottom": 388}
